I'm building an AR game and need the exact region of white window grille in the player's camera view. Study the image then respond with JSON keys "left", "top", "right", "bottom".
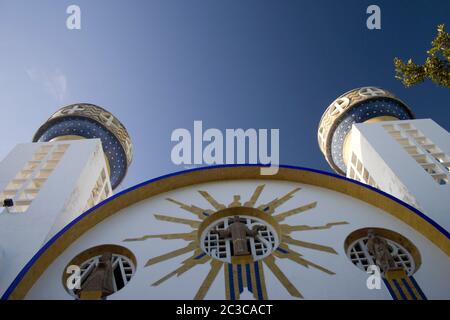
{"left": 84, "top": 168, "right": 112, "bottom": 212}
{"left": 347, "top": 152, "right": 378, "bottom": 188}
{"left": 384, "top": 123, "right": 450, "bottom": 186}
{"left": 1, "top": 143, "right": 69, "bottom": 213}
{"left": 200, "top": 216, "right": 278, "bottom": 263}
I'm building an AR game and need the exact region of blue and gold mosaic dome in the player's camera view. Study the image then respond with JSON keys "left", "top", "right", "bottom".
{"left": 33, "top": 104, "right": 133, "bottom": 189}
{"left": 318, "top": 87, "right": 414, "bottom": 175}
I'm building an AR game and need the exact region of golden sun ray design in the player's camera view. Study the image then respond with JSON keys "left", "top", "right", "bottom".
{"left": 123, "top": 185, "right": 348, "bottom": 300}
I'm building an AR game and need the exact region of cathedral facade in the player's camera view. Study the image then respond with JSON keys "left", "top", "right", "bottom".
{"left": 0, "top": 87, "right": 449, "bottom": 300}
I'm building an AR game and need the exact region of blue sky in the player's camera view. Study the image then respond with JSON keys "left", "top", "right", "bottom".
{"left": 0, "top": 0, "right": 449, "bottom": 191}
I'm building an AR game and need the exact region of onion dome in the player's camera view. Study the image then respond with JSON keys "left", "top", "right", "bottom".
{"left": 33, "top": 104, "right": 133, "bottom": 189}
{"left": 318, "top": 87, "right": 414, "bottom": 175}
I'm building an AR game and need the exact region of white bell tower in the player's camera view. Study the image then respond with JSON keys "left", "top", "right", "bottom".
{"left": 0, "top": 103, "right": 133, "bottom": 297}
{"left": 318, "top": 87, "right": 450, "bottom": 230}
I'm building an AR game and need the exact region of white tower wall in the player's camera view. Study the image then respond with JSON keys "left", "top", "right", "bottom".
{"left": 347, "top": 119, "right": 450, "bottom": 230}
{"left": 0, "top": 139, "right": 112, "bottom": 295}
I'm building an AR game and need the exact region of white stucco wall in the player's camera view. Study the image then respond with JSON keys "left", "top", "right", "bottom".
{"left": 351, "top": 119, "right": 450, "bottom": 231}
{"left": 0, "top": 139, "right": 110, "bottom": 296}
{"left": 25, "top": 179, "right": 450, "bottom": 300}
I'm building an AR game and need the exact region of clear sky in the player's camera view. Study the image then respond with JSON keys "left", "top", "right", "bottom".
{"left": 0, "top": 0, "right": 449, "bottom": 191}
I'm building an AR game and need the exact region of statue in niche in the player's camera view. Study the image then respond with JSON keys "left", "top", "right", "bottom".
{"left": 366, "top": 229, "right": 397, "bottom": 273}
{"left": 212, "top": 216, "right": 264, "bottom": 256}
{"left": 78, "top": 252, "right": 115, "bottom": 299}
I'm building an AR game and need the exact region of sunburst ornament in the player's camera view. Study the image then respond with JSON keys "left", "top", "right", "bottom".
{"left": 124, "top": 185, "right": 348, "bottom": 300}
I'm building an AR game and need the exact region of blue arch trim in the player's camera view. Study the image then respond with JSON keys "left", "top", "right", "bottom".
{"left": 2, "top": 164, "right": 449, "bottom": 300}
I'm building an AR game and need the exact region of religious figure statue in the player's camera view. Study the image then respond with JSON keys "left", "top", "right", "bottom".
{"left": 78, "top": 252, "right": 115, "bottom": 299}
{"left": 366, "top": 229, "right": 397, "bottom": 273}
{"left": 212, "top": 216, "right": 264, "bottom": 256}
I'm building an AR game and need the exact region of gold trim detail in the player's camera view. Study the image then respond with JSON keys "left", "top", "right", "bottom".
{"left": 283, "top": 235, "right": 337, "bottom": 254}
{"left": 195, "top": 260, "right": 223, "bottom": 300}
{"left": 151, "top": 248, "right": 209, "bottom": 286}
{"left": 257, "top": 187, "right": 301, "bottom": 214}
{"left": 243, "top": 184, "right": 265, "bottom": 207}
{"left": 198, "top": 191, "right": 226, "bottom": 211}
{"left": 145, "top": 242, "right": 198, "bottom": 267}
{"left": 263, "top": 255, "right": 303, "bottom": 298}
{"left": 384, "top": 269, "right": 425, "bottom": 300}
{"left": 231, "top": 255, "right": 254, "bottom": 264}
{"left": 153, "top": 214, "right": 201, "bottom": 228}
{"left": 274, "top": 201, "right": 317, "bottom": 222}
{"left": 274, "top": 244, "right": 335, "bottom": 275}
{"left": 280, "top": 221, "right": 349, "bottom": 233}
{"left": 166, "top": 198, "right": 213, "bottom": 219}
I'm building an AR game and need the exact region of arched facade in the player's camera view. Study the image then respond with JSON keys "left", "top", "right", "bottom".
{"left": 3, "top": 165, "right": 449, "bottom": 300}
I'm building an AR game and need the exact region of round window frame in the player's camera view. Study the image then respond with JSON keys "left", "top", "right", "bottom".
{"left": 62, "top": 244, "right": 137, "bottom": 299}
{"left": 344, "top": 228, "right": 421, "bottom": 276}
{"left": 200, "top": 215, "right": 279, "bottom": 263}
{"left": 198, "top": 207, "right": 282, "bottom": 263}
